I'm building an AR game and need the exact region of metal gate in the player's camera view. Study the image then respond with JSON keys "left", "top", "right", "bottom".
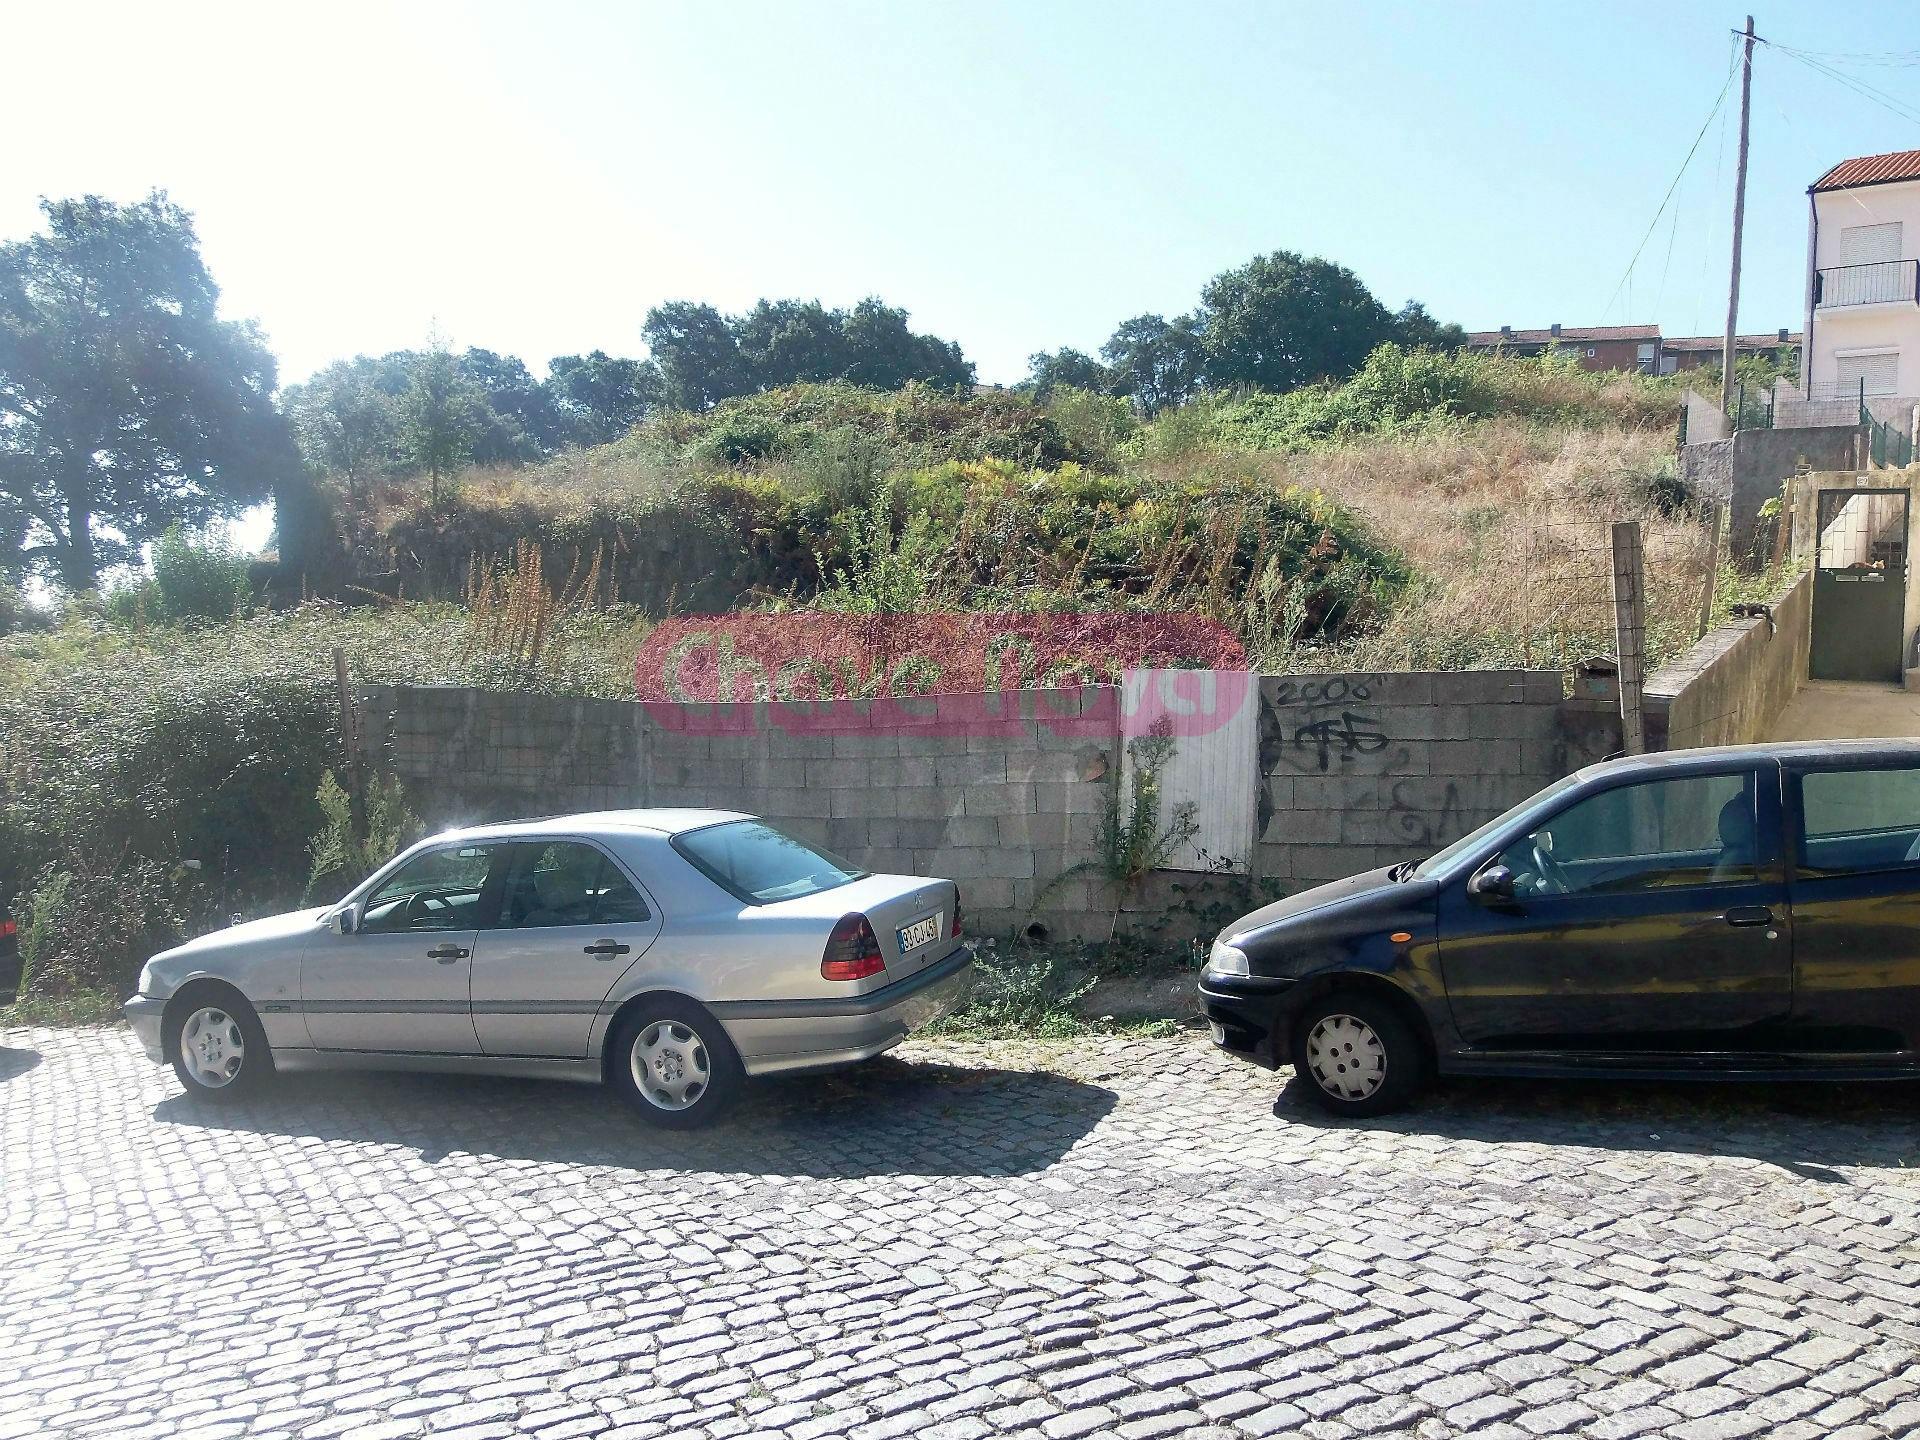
{"left": 1811, "top": 487, "right": 1910, "bottom": 683}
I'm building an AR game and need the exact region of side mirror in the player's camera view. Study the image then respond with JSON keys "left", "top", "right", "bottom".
{"left": 329, "top": 905, "right": 360, "bottom": 936}
{"left": 1467, "top": 864, "right": 1516, "bottom": 902}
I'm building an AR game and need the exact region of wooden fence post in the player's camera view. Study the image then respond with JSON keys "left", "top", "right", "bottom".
{"left": 333, "top": 646, "right": 366, "bottom": 832}
{"left": 1696, "top": 502, "right": 1726, "bottom": 638}
{"left": 1612, "top": 521, "right": 1647, "bottom": 755}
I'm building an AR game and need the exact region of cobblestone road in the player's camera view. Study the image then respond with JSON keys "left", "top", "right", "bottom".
{"left": 4, "top": 1026, "right": 1920, "bottom": 1440}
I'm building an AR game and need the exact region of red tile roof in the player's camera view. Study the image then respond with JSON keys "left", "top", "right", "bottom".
{"left": 1466, "top": 325, "right": 1659, "bottom": 346}
{"left": 1813, "top": 149, "right": 1920, "bottom": 192}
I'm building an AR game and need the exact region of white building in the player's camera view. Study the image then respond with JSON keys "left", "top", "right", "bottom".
{"left": 1790, "top": 148, "right": 1920, "bottom": 434}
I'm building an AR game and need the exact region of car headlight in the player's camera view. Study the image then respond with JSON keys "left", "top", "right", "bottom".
{"left": 1208, "top": 940, "right": 1250, "bottom": 977}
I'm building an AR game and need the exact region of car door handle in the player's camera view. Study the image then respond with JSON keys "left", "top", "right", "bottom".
{"left": 1723, "top": 906, "right": 1773, "bottom": 928}
{"left": 426, "top": 944, "right": 470, "bottom": 962}
{"left": 583, "top": 940, "right": 631, "bottom": 958}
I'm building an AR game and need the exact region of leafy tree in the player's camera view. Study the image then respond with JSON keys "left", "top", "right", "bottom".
{"left": 457, "top": 347, "right": 562, "bottom": 461}
{"left": 733, "top": 299, "right": 847, "bottom": 387}
{"left": 643, "top": 301, "right": 754, "bottom": 410}
{"left": 1022, "top": 347, "right": 1112, "bottom": 401}
{"left": 1101, "top": 314, "right": 1206, "bottom": 416}
{"left": 0, "top": 193, "right": 290, "bottom": 588}
{"left": 645, "top": 296, "right": 974, "bottom": 408}
{"left": 400, "top": 336, "right": 484, "bottom": 505}
{"left": 1392, "top": 300, "right": 1467, "bottom": 353}
{"left": 545, "top": 351, "right": 662, "bottom": 445}
{"left": 837, "top": 298, "right": 973, "bottom": 391}
{"left": 1195, "top": 250, "right": 1397, "bottom": 393}
{"left": 282, "top": 356, "right": 400, "bottom": 517}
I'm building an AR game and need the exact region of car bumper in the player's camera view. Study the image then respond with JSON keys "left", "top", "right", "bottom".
{"left": 124, "top": 995, "right": 168, "bottom": 1063}
{"left": 716, "top": 942, "right": 976, "bottom": 1077}
{"left": 1198, "top": 971, "right": 1300, "bottom": 1071}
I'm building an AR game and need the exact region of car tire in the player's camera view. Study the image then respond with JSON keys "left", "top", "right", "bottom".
{"left": 609, "top": 997, "right": 743, "bottom": 1130}
{"left": 168, "top": 990, "right": 274, "bottom": 1102}
{"left": 1289, "top": 991, "right": 1428, "bottom": 1117}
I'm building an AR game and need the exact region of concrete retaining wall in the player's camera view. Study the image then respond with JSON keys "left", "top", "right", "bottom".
{"left": 357, "top": 673, "right": 1617, "bottom": 941}
{"left": 1255, "top": 672, "right": 1618, "bottom": 886}
{"left": 1644, "top": 569, "right": 1813, "bottom": 749}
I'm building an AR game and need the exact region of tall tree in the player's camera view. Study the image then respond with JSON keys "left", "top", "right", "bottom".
{"left": 837, "top": 297, "right": 973, "bottom": 390}
{"left": 1100, "top": 314, "right": 1206, "bottom": 415}
{"left": 282, "top": 356, "right": 399, "bottom": 519}
{"left": 1021, "top": 347, "right": 1113, "bottom": 401}
{"left": 733, "top": 299, "right": 847, "bottom": 388}
{"left": 545, "top": 351, "right": 662, "bottom": 445}
{"left": 642, "top": 302, "right": 753, "bottom": 410}
{"left": 457, "top": 347, "right": 562, "bottom": 461}
{"left": 400, "top": 335, "right": 483, "bottom": 505}
{"left": 0, "top": 193, "right": 289, "bottom": 588}
{"left": 1391, "top": 300, "right": 1468, "bottom": 353}
{"left": 1195, "top": 250, "right": 1396, "bottom": 393}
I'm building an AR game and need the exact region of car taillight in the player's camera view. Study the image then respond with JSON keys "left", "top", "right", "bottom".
{"left": 951, "top": 891, "right": 963, "bottom": 938}
{"left": 0, "top": 919, "right": 14, "bottom": 940}
{"left": 821, "top": 913, "right": 885, "bottom": 981}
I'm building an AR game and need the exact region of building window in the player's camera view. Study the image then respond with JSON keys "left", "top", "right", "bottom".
{"left": 1835, "top": 351, "right": 1900, "bottom": 399}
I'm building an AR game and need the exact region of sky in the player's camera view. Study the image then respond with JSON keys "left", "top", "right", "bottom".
{"left": 5, "top": 0, "right": 1920, "bottom": 392}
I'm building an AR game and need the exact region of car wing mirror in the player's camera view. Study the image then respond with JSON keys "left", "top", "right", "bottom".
{"left": 1467, "top": 864, "right": 1516, "bottom": 902}
{"left": 329, "top": 904, "right": 361, "bottom": 936}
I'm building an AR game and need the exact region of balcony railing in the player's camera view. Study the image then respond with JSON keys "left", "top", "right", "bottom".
{"left": 1815, "top": 259, "right": 1920, "bottom": 308}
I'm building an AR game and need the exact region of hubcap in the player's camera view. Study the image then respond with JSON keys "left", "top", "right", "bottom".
{"left": 179, "top": 1007, "right": 246, "bottom": 1090}
{"left": 1304, "top": 1013, "right": 1387, "bottom": 1101}
{"left": 630, "top": 1021, "right": 711, "bottom": 1111}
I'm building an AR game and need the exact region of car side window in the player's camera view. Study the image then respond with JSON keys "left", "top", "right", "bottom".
{"left": 1797, "top": 766, "right": 1920, "bottom": 875}
{"left": 496, "top": 842, "right": 652, "bottom": 930}
{"left": 361, "top": 845, "right": 503, "bottom": 934}
{"left": 1493, "top": 771, "right": 1758, "bottom": 897}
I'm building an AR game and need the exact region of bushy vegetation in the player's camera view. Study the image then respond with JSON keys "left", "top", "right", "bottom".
{"left": 1134, "top": 345, "right": 1680, "bottom": 458}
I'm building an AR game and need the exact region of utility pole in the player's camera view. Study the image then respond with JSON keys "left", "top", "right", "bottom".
{"left": 1720, "top": 15, "right": 1757, "bottom": 416}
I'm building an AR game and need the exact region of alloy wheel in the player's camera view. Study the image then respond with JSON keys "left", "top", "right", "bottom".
{"left": 629, "top": 1020, "right": 711, "bottom": 1111}
{"left": 178, "top": 1006, "right": 246, "bottom": 1090}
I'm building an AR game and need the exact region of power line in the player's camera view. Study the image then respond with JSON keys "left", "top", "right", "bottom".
{"left": 1604, "top": 46, "right": 1740, "bottom": 322}
{"left": 1760, "top": 38, "right": 1920, "bottom": 128}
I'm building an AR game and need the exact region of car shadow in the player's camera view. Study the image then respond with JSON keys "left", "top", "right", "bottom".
{"left": 0, "top": 1046, "right": 42, "bottom": 1083}
{"left": 1273, "top": 1072, "right": 1920, "bottom": 1179}
{"left": 152, "top": 1055, "right": 1116, "bottom": 1179}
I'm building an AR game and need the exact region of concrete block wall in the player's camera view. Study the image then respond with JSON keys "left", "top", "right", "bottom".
{"left": 358, "top": 673, "right": 1614, "bottom": 944}
{"left": 359, "top": 684, "right": 644, "bottom": 824}
{"left": 1645, "top": 569, "right": 1812, "bottom": 750}
{"left": 1255, "top": 672, "right": 1618, "bottom": 887}
{"left": 639, "top": 688, "right": 1116, "bottom": 940}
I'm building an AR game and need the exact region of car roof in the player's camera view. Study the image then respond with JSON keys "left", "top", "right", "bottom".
{"left": 1579, "top": 738, "right": 1920, "bottom": 781}
{"left": 427, "top": 808, "right": 754, "bottom": 844}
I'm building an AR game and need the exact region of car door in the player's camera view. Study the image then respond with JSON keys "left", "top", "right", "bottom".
{"left": 469, "top": 839, "right": 662, "bottom": 1056}
{"left": 1783, "top": 759, "right": 1920, "bottom": 1051}
{"left": 301, "top": 841, "right": 508, "bottom": 1053}
{"left": 1437, "top": 764, "right": 1792, "bottom": 1048}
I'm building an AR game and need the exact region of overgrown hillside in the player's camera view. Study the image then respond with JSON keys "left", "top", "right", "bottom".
{"left": 3, "top": 344, "right": 1712, "bottom": 1008}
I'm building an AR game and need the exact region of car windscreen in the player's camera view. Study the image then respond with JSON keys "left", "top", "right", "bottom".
{"left": 673, "top": 820, "right": 868, "bottom": 904}
{"left": 1412, "top": 772, "right": 1583, "bottom": 879}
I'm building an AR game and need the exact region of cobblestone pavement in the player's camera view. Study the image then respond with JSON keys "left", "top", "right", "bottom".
{"left": 5, "top": 1027, "right": 1920, "bottom": 1440}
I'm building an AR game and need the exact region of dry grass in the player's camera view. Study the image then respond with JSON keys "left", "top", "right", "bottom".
{"left": 1143, "top": 421, "right": 1714, "bottom": 673}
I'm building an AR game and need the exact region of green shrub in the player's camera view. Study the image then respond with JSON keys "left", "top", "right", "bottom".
{"left": 1136, "top": 344, "right": 1679, "bottom": 456}
{"left": 14, "top": 858, "right": 193, "bottom": 1000}
{"left": 305, "top": 769, "right": 423, "bottom": 902}
{"left": 151, "top": 527, "right": 254, "bottom": 622}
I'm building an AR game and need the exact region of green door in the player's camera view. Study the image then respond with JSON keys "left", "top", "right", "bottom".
{"left": 1811, "top": 487, "right": 1909, "bottom": 684}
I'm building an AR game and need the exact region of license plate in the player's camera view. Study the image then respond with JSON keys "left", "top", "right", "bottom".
{"left": 897, "top": 914, "right": 942, "bottom": 953}
{"left": 1209, "top": 1021, "right": 1227, "bottom": 1045}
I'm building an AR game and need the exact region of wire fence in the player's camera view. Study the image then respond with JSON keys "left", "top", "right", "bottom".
{"left": 1516, "top": 509, "right": 1723, "bottom": 679}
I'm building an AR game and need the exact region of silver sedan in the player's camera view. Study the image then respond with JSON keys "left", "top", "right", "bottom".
{"left": 124, "top": 810, "right": 974, "bottom": 1127}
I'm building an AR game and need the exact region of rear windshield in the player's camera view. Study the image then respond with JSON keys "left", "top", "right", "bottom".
{"left": 673, "top": 820, "right": 867, "bottom": 904}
